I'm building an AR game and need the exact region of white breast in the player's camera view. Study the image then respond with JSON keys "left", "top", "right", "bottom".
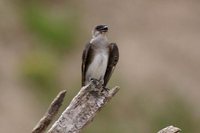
{"left": 86, "top": 50, "right": 108, "bottom": 81}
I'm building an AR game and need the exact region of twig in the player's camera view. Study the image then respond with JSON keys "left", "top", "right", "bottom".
{"left": 47, "top": 81, "right": 120, "bottom": 133}
{"left": 32, "top": 90, "right": 67, "bottom": 133}
{"left": 157, "top": 125, "right": 181, "bottom": 133}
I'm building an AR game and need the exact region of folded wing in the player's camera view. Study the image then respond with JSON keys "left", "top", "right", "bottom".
{"left": 104, "top": 43, "right": 119, "bottom": 87}
{"left": 81, "top": 43, "right": 94, "bottom": 86}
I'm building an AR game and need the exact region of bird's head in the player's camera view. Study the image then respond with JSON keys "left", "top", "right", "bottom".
{"left": 92, "top": 24, "right": 108, "bottom": 38}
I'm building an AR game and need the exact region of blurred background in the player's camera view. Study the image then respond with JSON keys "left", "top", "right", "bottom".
{"left": 0, "top": 0, "right": 200, "bottom": 132}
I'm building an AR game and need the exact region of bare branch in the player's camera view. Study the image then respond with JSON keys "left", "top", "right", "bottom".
{"left": 48, "top": 81, "right": 120, "bottom": 133}
{"left": 158, "top": 125, "right": 181, "bottom": 133}
{"left": 32, "top": 82, "right": 181, "bottom": 133}
{"left": 32, "top": 90, "right": 67, "bottom": 133}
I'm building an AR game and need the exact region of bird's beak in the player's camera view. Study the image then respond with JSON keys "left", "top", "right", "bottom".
{"left": 100, "top": 25, "right": 108, "bottom": 32}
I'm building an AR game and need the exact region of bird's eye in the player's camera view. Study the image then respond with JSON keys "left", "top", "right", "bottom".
{"left": 95, "top": 25, "right": 103, "bottom": 30}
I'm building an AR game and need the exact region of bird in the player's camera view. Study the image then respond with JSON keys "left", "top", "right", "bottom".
{"left": 81, "top": 24, "right": 119, "bottom": 88}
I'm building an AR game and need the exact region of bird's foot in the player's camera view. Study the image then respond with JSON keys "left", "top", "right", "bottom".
{"left": 101, "top": 86, "right": 109, "bottom": 95}
{"left": 90, "top": 78, "right": 104, "bottom": 95}
{"left": 103, "top": 86, "right": 109, "bottom": 91}
{"left": 90, "top": 78, "right": 98, "bottom": 85}
{"left": 91, "top": 78, "right": 103, "bottom": 88}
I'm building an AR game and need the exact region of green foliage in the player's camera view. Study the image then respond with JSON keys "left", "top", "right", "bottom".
{"left": 22, "top": 2, "right": 79, "bottom": 54}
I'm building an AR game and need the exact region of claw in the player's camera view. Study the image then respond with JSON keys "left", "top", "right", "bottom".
{"left": 90, "top": 78, "right": 99, "bottom": 86}
{"left": 103, "top": 87, "right": 109, "bottom": 91}
{"left": 89, "top": 78, "right": 105, "bottom": 96}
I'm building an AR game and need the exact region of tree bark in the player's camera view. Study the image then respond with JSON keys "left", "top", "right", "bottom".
{"left": 48, "top": 81, "right": 120, "bottom": 133}
{"left": 157, "top": 125, "right": 181, "bottom": 133}
{"left": 32, "top": 90, "right": 67, "bottom": 133}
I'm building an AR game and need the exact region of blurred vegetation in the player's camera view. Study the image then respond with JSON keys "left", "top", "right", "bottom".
{"left": 146, "top": 89, "right": 199, "bottom": 133}
{"left": 19, "top": 1, "right": 81, "bottom": 102}
{"left": 21, "top": 50, "right": 59, "bottom": 101}
{"left": 22, "top": 1, "right": 80, "bottom": 55}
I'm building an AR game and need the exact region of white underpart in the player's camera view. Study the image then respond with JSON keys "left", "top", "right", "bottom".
{"left": 86, "top": 49, "right": 108, "bottom": 84}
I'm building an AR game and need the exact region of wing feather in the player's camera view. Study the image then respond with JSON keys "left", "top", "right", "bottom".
{"left": 81, "top": 43, "right": 93, "bottom": 86}
{"left": 104, "top": 43, "right": 119, "bottom": 87}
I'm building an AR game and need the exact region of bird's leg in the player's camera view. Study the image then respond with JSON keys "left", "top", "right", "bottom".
{"left": 98, "top": 77, "right": 108, "bottom": 91}
{"left": 103, "top": 86, "right": 109, "bottom": 91}
{"left": 90, "top": 78, "right": 98, "bottom": 86}
{"left": 89, "top": 78, "right": 105, "bottom": 96}
{"left": 100, "top": 86, "right": 109, "bottom": 96}
{"left": 98, "top": 78, "right": 110, "bottom": 95}
{"left": 90, "top": 78, "right": 102, "bottom": 91}
{"left": 99, "top": 78, "right": 104, "bottom": 87}
{"left": 98, "top": 77, "right": 109, "bottom": 95}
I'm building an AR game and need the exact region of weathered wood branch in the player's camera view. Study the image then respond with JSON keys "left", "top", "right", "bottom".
{"left": 157, "top": 125, "right": 181, "bottom": 133}
{"left": 47, "top": 81, "right": 120, "bottom": 133}
{"left": 32, "top": 90, "right": 67, "bottom": 133}
{"left": 32, "top": 81, "right": 181, "bottom": 133}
